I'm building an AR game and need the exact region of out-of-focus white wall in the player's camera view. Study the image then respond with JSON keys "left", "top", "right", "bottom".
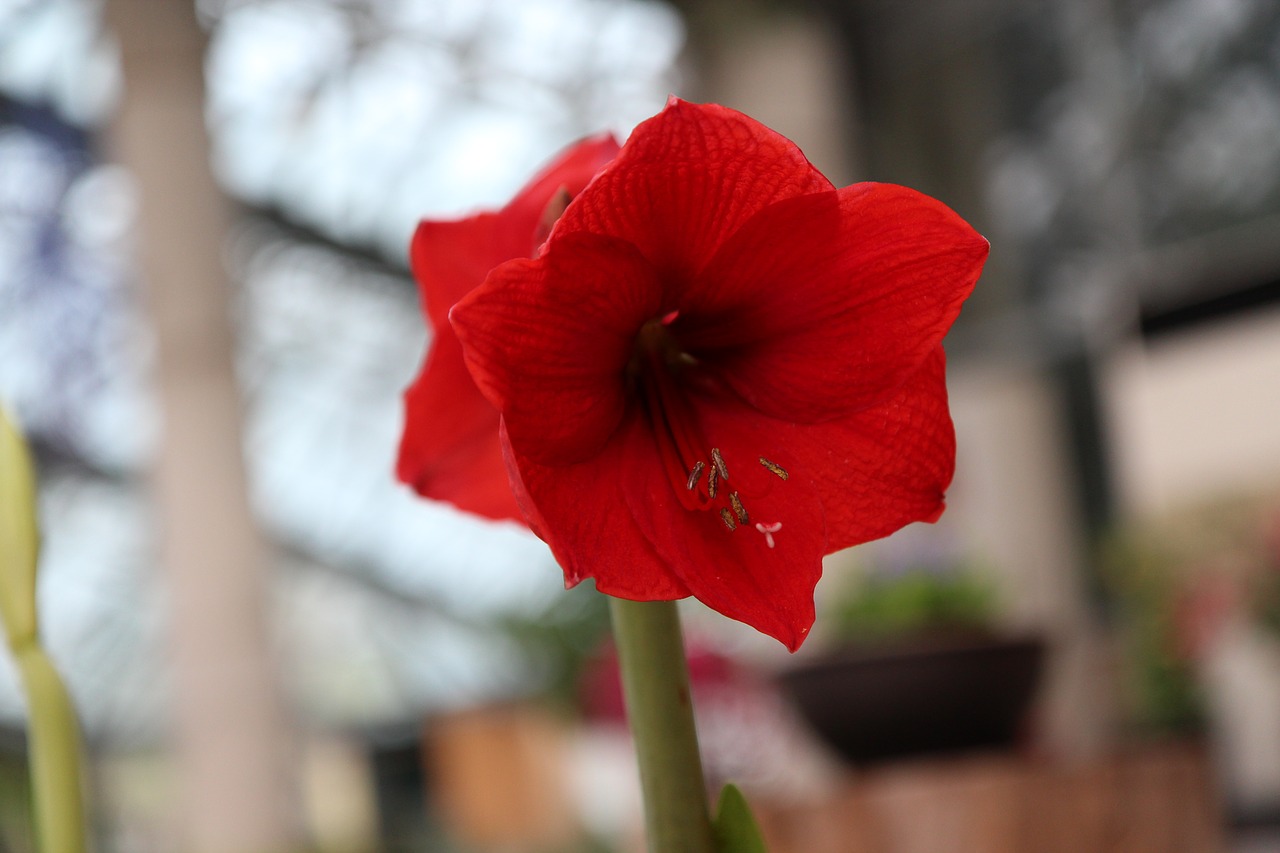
{"left": 1108, "top": 307, "right": 1280, "bottom": 518}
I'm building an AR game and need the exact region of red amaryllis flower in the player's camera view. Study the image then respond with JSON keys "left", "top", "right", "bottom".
{"left": 397, "top": 135, "right": 620, "bottom": 521}
{"left": 452, "top": 99, "right": 988, "bottom": 649}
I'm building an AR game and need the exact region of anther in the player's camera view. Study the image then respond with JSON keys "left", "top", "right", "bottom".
{"left": 755, "top": 521, "right": 782, "bottom": 549}
{"left": 729, "top": 491, "right": 749, "bottom": 525}
{"left": 686, "top": 461, "right": 706, "bottom": 491}
{"left": 710, "top": 447, "right": 729, "bottom": 481}
{"left": 707, "top": 466, "right": 719, "bottom": 499}
{"left": 720, "top": 508, "right": 737, "bottom": 531}
{"left": 759, "top": 457, "right": 789, "bottom": 481}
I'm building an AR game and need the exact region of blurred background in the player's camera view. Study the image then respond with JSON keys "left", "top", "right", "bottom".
{"left": 2, "top": 0, "right": 1280, "bottom": 850}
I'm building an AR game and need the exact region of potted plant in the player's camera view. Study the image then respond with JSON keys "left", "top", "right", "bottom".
{"left": 778, "top": 558, "right": 1044, "bottom": 765}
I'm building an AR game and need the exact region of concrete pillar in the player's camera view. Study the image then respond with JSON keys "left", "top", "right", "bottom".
{"left": 104, "top": 2, "right": 302, "bottom": 849}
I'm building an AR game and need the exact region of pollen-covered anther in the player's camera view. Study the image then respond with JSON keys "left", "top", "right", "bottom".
{"left": 707, "top": 466, "right": 719, "bottom": 499}
{"left": 729, "top": 491, "right": 749, "bottom": 525}
{"left": 710, "top": 447, "right": 730, "bottom": 481}
{"left": 759, "top": 457, "right": 788, "bottom": 481}
{"left": 686, "top": 461, "right": 706, "bottom": 491}
{"left": 720, "top": 508, "right": 737, "bottom": 531}
{"left": 755, "top": 521, "right": 782, "bottom": 549}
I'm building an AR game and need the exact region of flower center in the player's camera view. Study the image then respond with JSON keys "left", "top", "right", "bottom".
{"left": 630, "top": 315, "right": 788, "bottom": 545}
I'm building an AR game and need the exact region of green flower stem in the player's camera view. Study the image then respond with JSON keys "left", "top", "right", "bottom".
{"left": 2, "top": 410, "right": 87, "bottom": 853}
{"left": 608, "top": 597, "right": 716, "bottom": 853}
{"left": 13, "top": 641, "right": 87, "bottom": 853}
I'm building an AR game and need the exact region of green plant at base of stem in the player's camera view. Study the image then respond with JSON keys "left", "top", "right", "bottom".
{"left": 608, "top": 597, "right": 715, "bottom": 853}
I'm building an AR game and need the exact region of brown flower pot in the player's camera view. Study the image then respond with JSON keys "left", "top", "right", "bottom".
{"left": 778, "top": 633, "right": 1045, "bottom": 765}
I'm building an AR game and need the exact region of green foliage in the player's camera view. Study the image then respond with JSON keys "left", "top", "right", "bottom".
{"left": 712, "top": 784, "right": 767, "bottom": 853}
{"left": 1100, "top": 532, "right": 1205, "bottom": 734}
{"left": 494, "top": 579, "right": 612, "bottom": 711}
{"left": 828, "top": 564, "right": 999, "bottom": 643}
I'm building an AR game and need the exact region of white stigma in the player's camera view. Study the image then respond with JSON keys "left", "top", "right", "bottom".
{"left": 755, "top": 521, "right": 782, "bottom": 549}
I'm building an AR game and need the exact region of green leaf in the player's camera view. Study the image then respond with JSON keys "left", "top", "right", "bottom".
{"left": 713, "top": 784, "right": 768, "bottom": 853}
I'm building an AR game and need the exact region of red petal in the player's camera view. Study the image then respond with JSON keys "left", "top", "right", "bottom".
{"left": 451, "top": 233, "right": 664, "bottom": 467}
{"left": 552, "top": 99, "right": 833, "bottom": 281}
{"left": 619, "top": 398, "right": 825, "bottom": 650}
{"left": 681, "top": 183, "right": 988, "bottom": 422}
{"left": 499, "top": 350, "right": 953, "bottom": 649}
{"left": 411, "top": 214, "right": 506, "bottom": 329}
{"left": 500, "top": 132, "right": 620, "bottom": 244}
{"left": 399, "top": 135, "right": 620, "bottom": 521}
{"left": 780, "top": 346, "right": 957, "bottom": 552}
{"left": 504, "top": 413, "right": 692, "bottom": 600}
{"left": 409, "top": 133, "right": 621, "bottom": 328}
{"left": 397, "top": 330, "right": 523, "bottom": 521}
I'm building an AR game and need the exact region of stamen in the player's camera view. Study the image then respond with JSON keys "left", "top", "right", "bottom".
{"left": 755, "top": 521, "right": 782, "bottom": 549}
{"left": 711, "top": 447, "right": 729, "bottom": 481}
{"left": 685, "top": 461, "right": 706, "bottom": 492}
{"left": 759, "top": 457, "right": 789, "bottom": 481}
{"left": 720, "top": 508, "right": 737, "bottom": 531}
{"left": 729, "top": 491, "right": 749, "bottom": 525}
{"left": 707, "top": 466, "right": 719, "bottom": 499}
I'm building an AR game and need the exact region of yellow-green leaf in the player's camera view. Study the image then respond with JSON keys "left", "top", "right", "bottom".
{"left": 0, "top": 407, "right": 39, "bottom": 646}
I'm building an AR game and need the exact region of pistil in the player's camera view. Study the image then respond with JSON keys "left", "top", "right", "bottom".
{"left": 633, "top": 319, "right": 711, "bottom": 511}
{"left": 632, "top": 317, "right": 788, "bottom": 546}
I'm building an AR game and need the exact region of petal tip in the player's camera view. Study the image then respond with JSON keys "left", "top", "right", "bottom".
{"left": 922, "top": 497, "right": 948, "bottom": 525}
{"left": 782, "top": 623, "right": 811, "bottom": 653}
{"left": 755, "top": 611, "right": 812, "bottom": 653}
